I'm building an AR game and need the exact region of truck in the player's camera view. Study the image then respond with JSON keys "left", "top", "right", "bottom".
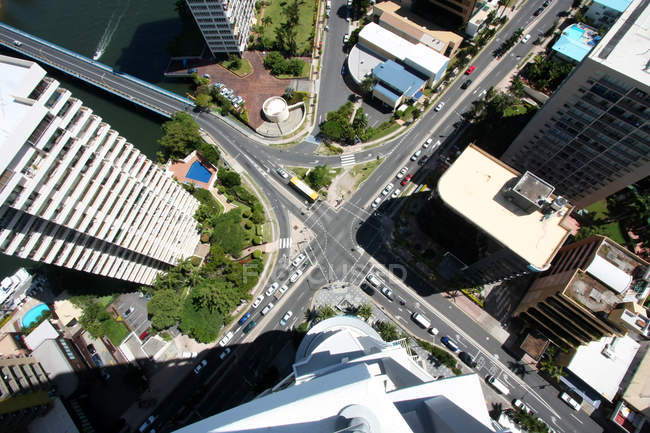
{"left": 411, "top": 312, "right": 431, "bottom": 329}
{"left": 289, "top": 176, "right": 319, "bottom": 202}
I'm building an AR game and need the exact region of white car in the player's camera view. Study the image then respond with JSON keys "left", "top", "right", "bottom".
{"left": 182, "top": 351, "right": 198, "bottom": 358}
{"left": 292, "top": 253, "right": 306, "bottom": 267}
{"left": 276, "top": 167, "right": 289, "bottom": 178}
{"left": 218, "top": 331, "right": 234, "bottom": 347}
{"left": 513, "top": 398, "right": 534, "bottom": 414}
{"left": 371, "top": 197, "right": 382, "bottom": 208}
{"left": 265, "top": 282, "right": 279, "bottom": 296}
{"left": 428, "top": 327, "right": 439, "bottom": 335}
{"left": 380, "top": 286, "right": 394, "bottom": 300}
{"left": 423, "top": 138, "right": 433, "bottom": 148}
{"left": 522, "top": 33, "right": 531, "bottom": 43}
{"left": 278, "top": 284, "right": 289, "bottom": 295}
{"left": 261, "top": 302, "right": 275, "bottom": 315}
{"left": 396, "top": 167, "right": 408, "bottom": 179}
{"left": 343, "top": 34, "right": 350, "bottom": 43}
{"left": 434, "top": 102, "right": 445, "bottom": 111}
{"left": 139, "top": 415, "right": 157, "bottom": 432}
{"left": 193, "top": 359, "right": 207, "bottom": 374}
{"left": 219, "top": 347, "right": 231, "bottom": 360}
{"left": 366, "top": 274, "right": 381, "bottom": 288}
{"left": 13, "top": 40, "right": 22, "bottom": 47}
{"left": 289, "top": 269, "right": 303, "bottom": 283}
{"left": 252, "top": 294, "right": 265, "bottom": 309}
{"left": 432, "top": 140, "right": 441, "bottom": 151}
{"left": 411, "top": 150, "right": 422, "bottom": 161}
{"left": 391, "top": 188, "right": 401, "bottom": 199}
{"left": 381, "top": 183, "right": 394, "bottom": 196}
{"left": 560, "top": 392, "right": 582, "bottom": 411}
{"left": 280, "top": 311, "right": 293, "bottom": 326}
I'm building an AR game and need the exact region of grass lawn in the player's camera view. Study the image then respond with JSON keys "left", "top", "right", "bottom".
{"left": 317, "top": 143, "right": 344, "bottom": 155}
{"left": 288, "top": 167, "right": 309, "bottom": 179}
{"left": 96, "top": 295, "right": 116, "bottom": 309}
{"left": 277, "top": 60, "right": 311, "bottom": 79}
{"left": 586, "top": 199, "right": 626, "bottom": 244}
{"left": 103, "top": 319, "right": 129, "bottom": 346}
{"left": 350, "top": 159, "right": 384, "bottom": 189}
{"left": 0, "top": 391, "right": 50, "bottom": 415}
{"left": 504, "top": 105, "right": 527, "bottom": 117}
{"left": 219, "top": 57, "right": 253, "bottom": 77}
{"left": 365, "top": 123, "right": 400, "bottom": 142}
{"left": 260, "top": 0, "right": 317, "bottom": 54}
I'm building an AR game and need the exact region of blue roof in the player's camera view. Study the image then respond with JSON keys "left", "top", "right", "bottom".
{"left": 551, "top": 25, "right": 597, "bottom": 62}
{"left": 372, "top": 60, "right": 426, "bottom": 99}
{"left": 594, "top": 0, "right": 631, "bottom": 12}
{"left": 373, "top": 83, "right": 401, "bottom": 105}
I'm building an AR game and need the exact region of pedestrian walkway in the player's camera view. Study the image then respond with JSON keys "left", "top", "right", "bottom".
{"left": 339, "top": 154, "right": 356, "bottom": 167}
{"left": 278, "top": 237, "right": 292, "bottom": 250}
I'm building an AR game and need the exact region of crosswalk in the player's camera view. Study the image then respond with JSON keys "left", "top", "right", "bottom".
{"left": 340, "top": 154, "right": 356, "bottom": 167}
{"left": 278, "top": 237, "right": 292, "bottom": 249}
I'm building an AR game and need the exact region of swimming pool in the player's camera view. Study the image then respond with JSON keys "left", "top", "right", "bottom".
{"left": 186, "top": 161, "right": 212, "bottom": 184}
{"left": 21, "top": 303, "right": 50, "bottom": 328}
{"left": 564, "top": 25, "right": 585, "bottom": 41}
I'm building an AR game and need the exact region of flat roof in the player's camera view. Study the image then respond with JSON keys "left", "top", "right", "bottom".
{"left": 568, "top": 335, "right": 640, "bottom": 401}
{"left": 623, "top": 348, "right": 650, "bottom": 417}
{"left": 552, "top": 23, "right": 600, "bottom": 62}
{"left": 437, "top": 144, "right": 573, "bottom": 270}
{"left": 520, "top": 333, "right": 550, "bottom": 361}
{"left": 512, "top": 171, "right": 554, "bottom": 206}
{"left": 564, "top": 270, "right": 626, "bottom": 314}
{"left": 589, "top": 0, "right": 650, "bottom": 85}
{"left": 372, "top": 60, "right": 426, "bottom": 98}
{"left": 594, "top": 0, "right": 633, "bottom": 12}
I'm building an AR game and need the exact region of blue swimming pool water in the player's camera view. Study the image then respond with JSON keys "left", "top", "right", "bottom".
{"left": 564, "top": 26, "right": 585, "bottom": 40}
{"left": 186, "top": 161, "right": 212, "bottom": 183}
{"left": 21, "top": 303, "right": 50, "bottom": 328}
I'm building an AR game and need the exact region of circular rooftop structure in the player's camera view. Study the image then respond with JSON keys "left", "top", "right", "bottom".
{"left": 262, "top": 96, "right": 290, "bottom": 123}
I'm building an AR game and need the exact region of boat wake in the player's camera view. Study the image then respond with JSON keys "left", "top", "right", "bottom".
{"left": 91, "top": 0, "right": 130, "bottom": 61}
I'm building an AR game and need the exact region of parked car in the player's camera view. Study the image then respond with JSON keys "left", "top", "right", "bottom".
{"left": 533, "top": 7, "right": 544, "bottom": 15}
{"left": 400, "top": 174, "right": 413, "bottom": 186}
{"left": 459, "top": 351, "right": 477, "bottom": 368}
{"left": 428, "top": 327, "right": 439, "bottom": 335}
{"left": 381, "top": 183, "right": 394, "bottom": 196}
{"left": 238, "top": 312, "right": 251, "bottom": 325}
{"left": 87, "top": 343, "right": 96, "bottom": 355}
{"left": 292, "top": 253, "right": 306, "bottom": 267}
{"left": 276, "top": 167, "right": 289, "bottom": 178}
{"left": 380, "top": 286, "right": 394, "bottom": 301}
{"left": 366, "top": 274, "right": 381, "bottom": 287}
{"left": 396, "top": 167, "right": 408, "bottom": 179}
{"left": 434, "top": 102, "right": 445, "bottom": 112}
{"left": 418, "top": 155, "right": 429, "bottom": 166}
{"left": 461, "top": 79, "right": 473, "bottom": 89}
{"left": 278, "top": 285, "right": 289, "bottom": 295}
{"left": 371, "top": 197, "right": 382, "bottom": 208}
{"left": 243, "top": 320, "right": 257, "bottom": 333}
{"left": 139, "top": 330, "right": 149, "bottom": 341}
{"left": 391, "top": 188, "right": 401, "bottom": 199}
{"left": 261, "top": 302, "right": 275, "bottom": 315}
{"left": 560, "top": 391, "right": 582, "bottom": 411}
{"left": 343, "top": 34, "right": 350, "bottom": 43}
{"left": 411, "top": 150, "right": 422, "bottom": 161}
{"left": 99, "top": 368, "right": 111, "bottom": 381}
{"left": 123, "top": 305, "right": 134, "bottom": 317}
{"left": 91, "top": 354, "right": 103, "bottom": 367}
{"left": 182, "top": 351, "right": 198, "bottom": 358}
{"left": 219, "top": 347, "right": 231, "bottom": 360}
{"left": 252, "top": 294, "right": 265, "bottom": 309}
{"left": 219, "top": 331, "right": 234, "bottom": 347}
{"left": 513, "top": 398, "right": 534, "bottom": 414}
{"left": 289, "top": 269, "right": 303, "bottom": 283}
{"left": 194, "top": 359, "right": 207, "bottom": 374}
{"left": 423, "top": 138, "right": 433, "bottom": 148}
{"left": 265, "top": 282, "right": 279, "bottom": 297}
{"left": 441, "top": 336, "right": 460, "bottom": 353}
{"left": 465, "top": 65, "right": 476, "bottom": 75}
{"left": 521, "top": 33, "right": 531, "bottom": 43}
{"left": 280, "top": 311, "right": 293, "bottom": 326}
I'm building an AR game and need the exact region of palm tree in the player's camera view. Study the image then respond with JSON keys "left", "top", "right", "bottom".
{"left": 360, "top": 76, "right": 374, "bottom": 95}
{"left": 356, "top": 304, "right": 373, "bottom": 321}
{"left": 262, "top": 16, "right": 272, "bottom": 28}
{"left": 540, "top": 358, "right": 564, "bottom": 382}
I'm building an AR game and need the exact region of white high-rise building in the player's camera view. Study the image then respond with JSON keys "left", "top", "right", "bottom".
{"left": 175, "top": 316, "right": 497, "bottom": 433}
{"left": 186, "top": 0, "right": 256, "bottom": 55}
{"left": 0, "top": 55, "right": 200, "bottom": 285}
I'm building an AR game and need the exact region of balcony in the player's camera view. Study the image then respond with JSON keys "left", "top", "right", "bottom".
{"left": 27, "top": 78, "right": 53, "bottom": 101}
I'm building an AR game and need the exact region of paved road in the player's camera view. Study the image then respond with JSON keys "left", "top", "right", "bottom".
{"left": 0, "top": 2, "right": 604, "bottom": 432}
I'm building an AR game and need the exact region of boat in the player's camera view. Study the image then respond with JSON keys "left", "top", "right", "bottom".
{"left": 92, "top": 49, "right": 102, "bottom": 61}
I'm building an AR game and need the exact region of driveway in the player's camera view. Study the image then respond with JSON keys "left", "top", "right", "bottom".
{"left": 114, "top": 292, "right": 150, "bottom": 339}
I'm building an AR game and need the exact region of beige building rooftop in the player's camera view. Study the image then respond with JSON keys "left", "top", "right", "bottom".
{"left": 437, "top": 144, "right": 573, "bottom": 270}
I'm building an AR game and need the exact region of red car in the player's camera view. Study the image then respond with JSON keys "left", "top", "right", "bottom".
{"left": 400, "top": 174, "right": 413, "bottom": 186}
{"left": 139, "top": 330, "right": 149, "bottom": 341}
{"left": 466, "top": 65, "right": 476, "bottom": 75}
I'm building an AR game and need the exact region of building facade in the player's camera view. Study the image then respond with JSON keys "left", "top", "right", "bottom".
{"left": 186, "top": 0, "right": 255, "bottom": 55}
{"left": 426, "top": 0, "right": 479, "bottom": 24}
{"left": 514, "top": 235, "right": 650, "bottom": 350}
{"left": 501, "top": 0, "right": 650, "bottom": 209}
{"left": 0, "top": 55, "right": 200, "bottom": 285}
{"left": 585, "top": 0, "right": 633, "bottom": 28}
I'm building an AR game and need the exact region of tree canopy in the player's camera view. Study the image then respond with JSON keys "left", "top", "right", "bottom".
{"left": 148, "top": 289, "right": 183, "bottom": 330}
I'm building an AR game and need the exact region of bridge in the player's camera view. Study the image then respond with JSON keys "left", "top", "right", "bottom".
{"left": 0, "top": 23, "right": 194, "bottom": 118}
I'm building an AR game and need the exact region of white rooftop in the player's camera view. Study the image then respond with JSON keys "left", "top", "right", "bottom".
{"left": 24, "top": 319, "right": 59, "bottom": 351}
{"left": 586, "top": 254, "right": 633, "bottom": 293}
{"left": 588, "top": 0, "right": 650, "bottom": 86}
{"left": 0, "top": 55, "right": 48, "bottom": 174}
{"left": 568, "top": 334, "right": 640, "bottom": 401}
{"left": 359, "top": 23, "right": 449, "bottom": 78}
{"left": 437, "top": 145, "right": 573, "bottom": 270}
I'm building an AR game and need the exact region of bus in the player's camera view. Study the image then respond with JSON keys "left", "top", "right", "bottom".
{"left": 289, "top": 176, "right": 319, "bottom": 202}
{"left": 486, "top": 375, "right": 510, "bottom": 395}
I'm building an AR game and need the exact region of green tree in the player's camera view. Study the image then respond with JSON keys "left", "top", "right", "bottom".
{"left": 540, "top": 358, "right": 565, "bottom": 383}
{"left": 79, "top": 301, "right": 108, "bottom": 338}
{"left": 353, "top": 109, "right": 368, "bottom": 136}
{"left": 157, "top": 112, "right": 207, "bottom": 162}
{"left": 376, "top": 321, "right": 400, "bottom": 341}
{"left": 228, "top": 54, "right": 242, "bottom": 70}
{"left": 148, "top": 289, "right": 183, "bottom": 330}
{"left": 360, "top": 76, "right": 374, "bottom": 95}
{"left": 195, "top": 93, "right": 211, "bottom": 110}
{"left": 356, "top": 304, "right": 373, "bottom": 321}
{"left": 264, "top": 51, "right": 287, "bottom": 75}
{"left": 509, "top": 75, "right": 525, "bottom": 98}
{"left": 317, "top": 305, "right": 337, "bottom": 321}
{"left": 262, "top": 15, "right": 272, "bottom": 28}
{"left": 218, "top": 170, "right": 241, "bottom": 187}
{"left": 308, "top": 165, "right": 332, "bottom": 189}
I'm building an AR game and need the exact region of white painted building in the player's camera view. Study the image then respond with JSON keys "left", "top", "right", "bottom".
{"left": 175, "top": 316, "right": 497, "bottom": 433}
{"left": 0, "top": 55, "right": 200, "bottom": 285}
{"left": 186, "top": 0, "right": 256, "bottom": 55}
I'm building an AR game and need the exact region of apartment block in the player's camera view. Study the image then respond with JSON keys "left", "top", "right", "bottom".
{"left": 514, "top": 235, "right": 650, "bottom": 349}
{"left": 186, "top": 0, "right": 255, "bottom": 55}
{"left": 426, "top": 0, "right": 479, "bottom": 24}
{"left": 502, "top": 0, "right": 650, "bottom": 208}
{"left": 0, "top": 55, "right": 200, "bottom": 285}
{"left": 436, "top": 144, "right": 574, "bottom": 284}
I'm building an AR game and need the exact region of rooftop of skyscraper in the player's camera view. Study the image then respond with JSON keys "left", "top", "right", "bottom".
{"left": 437, "top": 144, "right": 574, "bottom": 271}
{"left": 589, "top": 0, "right": 650, "bottom": 85}
{"left": 174, "top": 316, "right": 495, "bottom": 433}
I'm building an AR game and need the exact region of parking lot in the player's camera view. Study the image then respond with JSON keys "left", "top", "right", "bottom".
{"left": 113, "top": 292, "right": 150, "bottom": 341}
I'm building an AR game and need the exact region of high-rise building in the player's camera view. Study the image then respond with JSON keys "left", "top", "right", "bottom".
{"left": 514, "top": 235, "right": 650, "bottom": 349}
{"left": 425, "top": 0, "right": 480, "bottom": 24}
{"left": 436, "top": 144, "right": 574, "bottom": 284}
{"left": 186, "top": 0, "right": 255, "bottom": 55}
{"left": 175, "top": 316, "right": 496, "bottom": 433}
{"left": 501, "top": 0, "right": 650, "bottom": 209}
{"left": 0, "top": 55, "right": 200, "bottom": 285}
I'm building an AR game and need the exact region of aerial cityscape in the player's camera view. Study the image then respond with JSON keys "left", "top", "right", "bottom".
{"left": 0, "top": 0, "right": 648, "bottom": 432}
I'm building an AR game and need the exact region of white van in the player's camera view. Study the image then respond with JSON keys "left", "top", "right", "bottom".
{"left": 411, "top": 312, "right": 431, "bottom": 329}
{"left": 486, "top": 375, "right": 510, "bottom": 395}
{"left": 326, "top": 0, "right": 331, "bottom": 9}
